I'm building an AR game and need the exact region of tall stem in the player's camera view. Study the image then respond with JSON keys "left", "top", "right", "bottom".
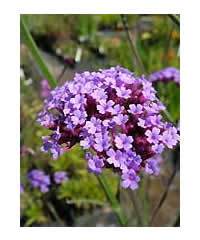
{"left": 20, "top": 15, "right": 57, "bottom": 89}
{"left": 128, "top": 190, "right": 144, "bottom": 226}
{"left": 97, "top": 174, "right": 127, "bottom": 226}
{"left": 150, "top": 159, "right": 180, "bottom": 226}
{"left": 120, "top": 14, "right": 146, "bottom": 74}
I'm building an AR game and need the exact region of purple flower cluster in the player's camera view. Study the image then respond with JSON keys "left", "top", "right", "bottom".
{"left": 41, "top": 79, "right": 51, "bottom": 98}
{"left": 28, "top": 170, "right": 51, "bottom": 193}
{"left": 26, "top": 170, "right": 69, "bottom": 193}
{"left": 37, "top": 66, "right": 179, "bottom": 191}
{"left": 54, "top": 171, "right": 68, "bottom": 184}
{"left": 149, "top": 67, "right": 180, "bottom": 85}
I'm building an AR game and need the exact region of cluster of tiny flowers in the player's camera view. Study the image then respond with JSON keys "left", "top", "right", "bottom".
{"left": 41, "top": 79, "right": 51, "bottom": 98}
{"left": 149, "top": 67, "right": 180, "bottom": 86}
{"left": 28, "top": 170, "right": 51, "bottom": 193}
{"left": 27, "top": 170, "right": 68, "bottom": 193}
{"left": 37, "top": 66, "right": 179, "bottom": 191}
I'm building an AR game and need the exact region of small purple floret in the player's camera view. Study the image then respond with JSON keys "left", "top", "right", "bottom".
{"left": 54, "top": 171, "right": 68, "bottom": 184}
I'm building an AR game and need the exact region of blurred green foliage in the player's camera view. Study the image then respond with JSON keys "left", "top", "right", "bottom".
{"left": 20, "top": 14, "right": 180, "bottom": 226}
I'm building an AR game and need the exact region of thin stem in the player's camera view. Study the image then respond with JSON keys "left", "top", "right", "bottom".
{"left": 57, "top": 65, "right": 68, "bottom": 83}
{"left": 120, "top": 14, "right": 146, "bottom": 74}
{"left": 128, "top": 189, "right": 144, "bottom": 226}
{"left": 163, "top": 27, "right": 173, "bottom": 65}
{"left": 168, "top": 14, "right": 180, "bottom": 28}
{"left": 20, "top": 15, "right": 57, "bottom": 89}
{"left": 150, "top": 159, "right": 180, "bottom": 226}
{"left": 97, "top": 174, "right": 127, "bottom": 226}
{"left": 140, "top": 174, "right": 149, "bottom": 225}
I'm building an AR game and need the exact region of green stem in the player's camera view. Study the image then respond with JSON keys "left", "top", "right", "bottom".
{"left": 97, "top": 174, "right": 127, "bottom": 226}
{"left": 20, "top": 15, "right": 57, "bottom": 89}
{"left": 120, "top": 14, "right": 146, "bottom": 75}
{"left": 139, "top": 174, "right": 149, "bottom": 226}
{"left": 128, "top": 189, "right": 144, "bottom": 226}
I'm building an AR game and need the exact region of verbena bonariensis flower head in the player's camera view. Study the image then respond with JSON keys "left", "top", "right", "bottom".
{"left": 149, "top": 67, "right": 180, "bottom": 86}
{"left": 37, "top": 66, "right": 179, "bottom": 191}
{"left": 27, "top": 169, "right": 51, "bottom": 193}
{"left": 54, "top": 171, "right": 68, "bottom": 184}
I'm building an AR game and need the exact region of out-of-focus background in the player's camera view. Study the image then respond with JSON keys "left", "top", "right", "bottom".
{"left": 20, "top": 14, "right": 180, "bottom": 227}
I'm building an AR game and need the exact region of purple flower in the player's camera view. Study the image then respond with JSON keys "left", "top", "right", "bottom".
{"left": 113, "top": 114, "right": 128, "bottom": 125}
{"left": 63, "top": 102, "right": 74, "bottom": 116}
{"left": 54, "top": 171, "right": 68, "bottom": 184}
{"left": 94, "top": 132, "right": 111, "bottom": 152}
{"left": 68, "top": 82, "right": 82, "bottom": 94}
{"left": 52, "top": 128, "right": 61, "bottom": 141}
{"left": 71, "top": 110, "right": 87, "bottom": 125}
{"left": 119, "top": 72, "right": 135, "bottom": 84}
{"left": 104, "top": 76, "right": 116, "bottom": 86}
{"left": 41, "top": 141, "right": 62, "bottom": 160}
{"left": 169, "top": 126, "right": 180, "bottom": 142}
{"left": 162, "top": 129, "right": 178, "bottom": 148}
{"left": 151, "top": 102, "right": 166, "bottom": 112}
{"left": 91, "top": 88, "right": 107, "bottom": 101}
{"left": 152, "top": 143, "right": 165, "bottom": 154}
{"left": 115, "top": 134, "right": 133, "bottom": 151}
{"left": 116, "top": 86, "right": 131, "bottom": 99}
{"left": 106, "top": 148, "right": 125, "bottom": 168}
{"left": 145, "top": 127, "right": 161, "bottom": 144}
{"left": 149, "top": 114, "right": 163, "bottom": 127}
{"left": 80, "top": 136, "right": 94, "bottom": 149}
{"left": 137, "top": 117, "right": 151, "bottom": 129}
{"left": 124, "top": 150, "right": 142, "bottom": 172}
{"left": 121, "top": 169, "right": 140, "bottom": 190}
{"left": 88, "top": 155, "right": 104, "bottom": 175}
{"left": 85, "top": 151, "right": 92, "bottom": 160}
{"left": 128, "top": 104, "right": 143, "bottom": 115}
{"left": 70, "top": 94, "right": 86, "bottom": 108}
{"left": 145, "top": 155, "right": 162, "bottom": 175}
{"left": 102, "top": 119, "right": 116, "bottom": 128}
{"left": 110, "top": 104, "right": 124, "bottom": 115}
{"left": 36, "top": 114, "right": 54, "bottom": 128}
{"left": 28, "top": 170, "right": 51, "bottom": 193}
{"left": 84, "top": 117, "right": 102, "bottom": 134}
{"left": 149, "top": 67, "right": 180, "bottom": 85}
{"left": 142, "top": 81, "right": 156, "bottom": 101}
{"left": 137, "top": 118, "right": 146, "bottom": 128}
{"left": 84, "top": 121, "right": 96, "bottom": 134}
{"left": 97, "top": 100, "right": 114, "bottom": 114}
